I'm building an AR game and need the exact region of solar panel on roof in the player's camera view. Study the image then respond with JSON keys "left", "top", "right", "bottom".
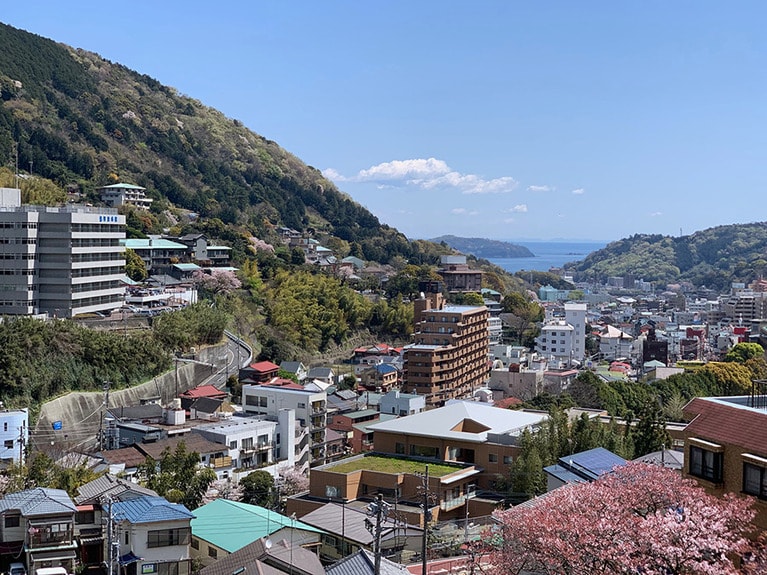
{"left": 564, "top": 448, "right": 626, "bottom": 480}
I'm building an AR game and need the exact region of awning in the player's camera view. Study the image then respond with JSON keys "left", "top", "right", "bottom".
{"left": 120, "top": 552, "right": 143, "bottom": 565}
{"left": 79, "top": 536, "right": 103, "bottom": 545}
{"left": 29, "top": 549, "right": 77, "bottom": 563}
{"left": 76, "top": 504, "right": 95, "bottom": 512}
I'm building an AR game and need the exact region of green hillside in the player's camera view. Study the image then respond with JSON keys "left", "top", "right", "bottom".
{"left": 0, "top": 22, "right": 427, "bottom": 264}
{"left": 569, "top": 224, "right": 767, "bottom": 290}
{"left": 430, "top": 235, "right": 534, "bottom": 258}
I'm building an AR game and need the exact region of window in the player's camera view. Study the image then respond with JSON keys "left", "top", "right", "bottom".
{"left": 689, "top": 445, "right": 723, "bottom": 483}
{"left": 124, "top": 531, "right": 129, "bottom": 545}
{"left": 395, "top": 443, "right": 405, "bottom": 455}
{"left": 4, "top": 515, "right": 19, "bottom": 528}
{"left": 147, "top": 528, "right": 190, "bottom": 548}
{"left": 743, "top": 455, "right": 767, "bottom": 499}
{"left": 503, "top": 455, "right": 512, "bottom": 465}
{"left": 488, "top": 454, "right": 498, "bottom": 463}
{"left": 3, "top": 440, "right": 12, "bottom": 449}
{"left": 229, "top": 440, "right": 237, "bottom": 449}
{"left": 208, "top": 546, "right": 218, "bottom": 558}
{"left": 298, "top": 402, "right": 306, "bottom": 409}
{"left": 410, "top": 444, "right": 439, "bottom": 459}
{"left": 158, "top": 562, "right": 189, "bottom": 575}
{"left": 190, "top": 538, "right": 199, "bottom": 550}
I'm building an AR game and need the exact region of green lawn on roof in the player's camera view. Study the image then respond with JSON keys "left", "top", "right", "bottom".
{"left": 326, "top": 455, "right": 461, "bottom": 476}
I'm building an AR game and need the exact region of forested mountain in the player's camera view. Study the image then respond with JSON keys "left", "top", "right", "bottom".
{"left": 569, "top": 223, "right": 767, "bottom": 290}
{"left": 430, "top": 235, "right": 534, "bottom": 258}
{"left": 0, "top": 22, "right": 430, "bottom": 264}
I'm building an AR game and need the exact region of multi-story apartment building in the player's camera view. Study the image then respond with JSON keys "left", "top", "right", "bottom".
{"left": 564, "top": 302, "right": 587, "bottom": 360}
{"left": 401, "top": 292, "right": 489, "bottom": 407}
{"left": 98, "top": 183, "right": 153, "bottom": 210}
{"left": 437, "top": 255, "right": 483, "bottom": 293}
{"left": 682, "top": 395, "right": 767, "bottom": 530}
{"left": 0, "top": 408, "right": 27, "bottom": 467}
{"left": 0, "top": 188, "right": 125, "bottom": 317}
{"left": 121, "top": 237, "right": 188, "bottom": 276}
{"left": 241, "top": 381, "right": 326, "bottom": 469}
{"left": 535, "top": 321, "right": 575, "bottom": 365}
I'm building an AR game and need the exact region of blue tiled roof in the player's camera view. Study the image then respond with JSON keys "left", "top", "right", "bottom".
{"left": 112, "top": 496, "right": 194, "bottom": 524}
{"left": 0, "top": 488, "right": 76, "bottom": 516}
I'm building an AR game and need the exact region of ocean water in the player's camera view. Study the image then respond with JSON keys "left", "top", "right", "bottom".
{"left": 487, "top": 241, "right": 607, "bottom": 273}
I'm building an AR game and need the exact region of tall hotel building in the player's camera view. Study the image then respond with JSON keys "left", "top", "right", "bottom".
{"left": 402, "top": 287, "right": 489, "bottom": 408}
{"left": 0, "top": 188, "right": 125, "bottom": 318}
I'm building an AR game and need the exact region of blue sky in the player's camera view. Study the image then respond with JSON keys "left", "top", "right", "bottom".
{"left": 3, "top": 2, "right": 767, "bottom": 242}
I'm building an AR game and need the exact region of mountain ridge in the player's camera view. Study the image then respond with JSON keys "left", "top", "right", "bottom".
{"left": 430, "top": 235, "right": 534, "bottom": 259}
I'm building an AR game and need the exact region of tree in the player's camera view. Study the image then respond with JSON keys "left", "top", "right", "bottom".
{"left": 631, "top": 399, "right": 671, "bottom": 457}
{"left": 137, "top": 442, "right": 216, "bottom": 509}
{"left": 239, "top": 470, "right": 275, "bottom": 507}
{"left": 490, "top": 462, "right": 755, "bottom": 575}
{"left": 125, "top": 248, "right": 148, "bottom": 282}
{"left": 192, "top": 269, "right": 242, "bottom": 298}
{"left": 703, "top": 361, "right": 753, "bottom": 395}
{"left": 724, "top": 342, "right": 765, "bottom": 363}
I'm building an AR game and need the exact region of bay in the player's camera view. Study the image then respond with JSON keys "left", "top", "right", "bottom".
{"left": 487, "top": 240, "right": 607, "bottom": 273}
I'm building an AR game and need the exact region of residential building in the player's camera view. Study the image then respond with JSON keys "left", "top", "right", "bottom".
{"left": 402, "top": 291, "right": 489, "bottom": 407}
{"left": 543, "top": 447, "right": 627, "bottom": 492}
{"left": 0, "top": 189, "right": 126, "bottom": 317}
{"left": 0, "top": 488, "right": 77, "bottom": 573}
{"left": 535, "top": 321, "right": 576, "bottom": 365}
{"left": 279, "top": 361, "right": 308, "bottom": 382}
{"left": 239, "top": 361, "right": 280, "bottom": 384}
{"left": 0, "top": 408, "right": 28, "bottom": 467}
{"left": 378, "top": 390, "right": 425, "bottom": 417}
{"left": 306, "top": 367, "right": 335, "bottom": 386}
{"left": 98, "top": 183, "right": 153, "bottom": 210}
{"left": 359, "top": 363, "right": 399, "bottom": 393}
{"left": 564, "top": 302, "right": 587, "bottom": 360}
{"left": 192, "top": 416, "right": 292, "bottom": 471}
{"left": 199, "top": 537, "right": 324, "bottom": 575}
{"left": 368, "top": 400, "right": 548, "bottom": 491}
{"left": 120, "top": 238, "right": 187, "bottom": 276}
{"left": 190, "top": 499, "right": 322, "bottom": 568}
{"left": 242, "top": 381, "right": 326, "bottom": 468}
{"left": 437, "top": 255, "right": 483, "bottom": 293}
{"left": 682, "top": 395, "right": 767, "bottom": 529}
{"left": 488, "top": 364, "right": 544, "bottom": 401}
{"left": 597, "top": 324, "right": 634, "bottom": 361}
{"left": 112, "top": 496, "right": 195, "bottom": 575}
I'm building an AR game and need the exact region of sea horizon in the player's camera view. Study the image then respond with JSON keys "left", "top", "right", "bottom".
{"left": 487, "top": 240, "right": 607, "bottom": 274}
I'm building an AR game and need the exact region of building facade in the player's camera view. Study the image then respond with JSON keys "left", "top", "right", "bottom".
{"left": 402, "top": 292, "right": 489, "bottom": 407}
{"left": 0, "top": 189, "right": 125, "bottom": 317}
{"left": 0, "top": 409, "right": 27, "bottom": 467}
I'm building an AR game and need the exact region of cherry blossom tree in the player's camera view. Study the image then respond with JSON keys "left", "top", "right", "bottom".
{"left": 490, "top": 462, "right": 755, "bottom": 575}
{"left": 191, "top": 269, "right": 241, "bottom": 297}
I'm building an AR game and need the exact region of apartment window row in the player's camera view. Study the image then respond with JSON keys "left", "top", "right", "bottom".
{"left": 0, "top": 299, "right": 34, "bottom": 307}
{"left": 147, "top": 527, "right": 190, "bottom": 548}
{"left": 72, "top": 280, "right": 122, "bottom": 293}
{"left": 0, "top": 222, "right": 37, "bottom": 229}
{"left": 0, "top": 254, "right": 35, "bottom": 260}
{"left": 0, "top": 238, "right": 35, "bottom": 245}
{"left": 71, "top": 253, "right": 124, "bottom": 263}
{"left": 245, "top": 395, "right": 268, "bottom": 407}
{"left": 71, "top": 223, "right": 123, "bottom": 233}
{"left": 0, "top": 269, "right": 35, "bottom": 275}
{"left": 71, "top": 238, "right": 121, "bottom": 248}
{"left": 72, "top": 266, "right": 123, "bottom": 278}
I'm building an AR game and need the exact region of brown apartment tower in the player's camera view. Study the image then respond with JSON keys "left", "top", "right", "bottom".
{"left": 402, "top": 288, "right": 489, "bottom": 407}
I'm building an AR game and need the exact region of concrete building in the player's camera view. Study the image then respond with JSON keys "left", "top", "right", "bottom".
{"left": 0, "top": 189, "right": 125, "bottom": 317}
{"left": 564, "top": 302, "right": 587, "bottom": 360}
{"left": 402, "top": 292, "right": 489, "bottom": 407}
{"left": 120, "top": 237, "right": 187, "bottom": 276}
{"left": 192, "top": 415, "right": 296, "bottom": 472}
{"left": 378, "top": 390, "right": 425, "bottom": 417}
{"left": 0, "top": 409, "right": 27, "bottom": 467}
{"left": 241, "top": 381, "right": 326, "bottom": 469}
{"left": 437, "top": 255, "right": 483, "bottom": 293}
{"left": 98, "top": 183, "right": 153, "bottom": 210}
{"left": 535, "top": 321, "right": 576, "bottom": 365}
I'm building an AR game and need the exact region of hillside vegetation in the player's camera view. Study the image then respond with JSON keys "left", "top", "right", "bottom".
{"left": 430, "top": 235, "right": 534, "bottom": 258}
{"left": 569, "top": 224, "right": 767, "bottom": 290}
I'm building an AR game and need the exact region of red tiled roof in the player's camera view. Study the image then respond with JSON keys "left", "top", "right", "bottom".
{"left": 180, "top": 385, "right": 227, "bottom": 399}
{"left": 248, "top": 361, "right": 280, "bottom": 373}
{"left": 683, "top": 397, "right": 767, "bottom": 455}
{"left": 495, "top": 397, "right": 523, "bottom": 409}
{"left": 262, "top": 377, "right": 304, "bottom": 390}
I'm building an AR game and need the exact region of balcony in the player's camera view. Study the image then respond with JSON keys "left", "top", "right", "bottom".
{"left": 211, "top": 456, "right": 232, "bottom": 469}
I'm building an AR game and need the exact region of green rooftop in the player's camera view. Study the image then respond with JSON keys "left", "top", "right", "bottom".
{"left": 325, "top": 455, "right": 463, "bottom": 477}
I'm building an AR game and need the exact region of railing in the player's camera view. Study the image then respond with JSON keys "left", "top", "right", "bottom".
{"left": 211, "top": 456, "right": 232, "bottom": 469}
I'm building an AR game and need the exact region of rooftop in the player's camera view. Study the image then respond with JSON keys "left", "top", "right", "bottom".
{"left": 113, "top": 496, "right": 194, "bottom": 524}
{"left": 321, "top": 454, "right": 463, "bottom": 477}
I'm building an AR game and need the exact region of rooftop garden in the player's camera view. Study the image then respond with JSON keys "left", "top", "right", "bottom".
{"left": 324, "top": 455, "right": 464, "bottom": 477}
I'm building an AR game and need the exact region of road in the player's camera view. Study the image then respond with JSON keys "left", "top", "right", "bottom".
{"left": 199, "top": 331, "right": 252, "bottom": 390}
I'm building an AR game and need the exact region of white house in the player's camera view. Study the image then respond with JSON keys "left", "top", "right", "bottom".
{"left": 0, "top": 408, "right": 27, "bottom": 467}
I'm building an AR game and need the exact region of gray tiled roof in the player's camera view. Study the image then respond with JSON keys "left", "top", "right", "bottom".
{"left": 74, "top": 474, "right": 158, "bottom": 505}
{"left": 112, "top": 496, "right": 194, "bottom": 524}
{"left": 0, "top": 488, "right": 76, "bottom": 516}
{"left": 325, "top": 549, "right": 409, "bottom": 575}
{"left": 199, "top": 537, "right": 323, "bottom": 575}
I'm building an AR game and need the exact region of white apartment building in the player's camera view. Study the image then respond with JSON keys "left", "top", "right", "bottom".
{"left": 241, "top": 383, "right": 327, "bottom": 469}
{"left": 0, "top": 408, "right": 28, "bottom": 467}
{"left": 192, "top": 414, "right": 297, "bottom": 474}
{"left": 535, "top": 321, "right": 576, "bottom": 366}
{"left": 564, "top": 302, "right": 587, "bottom": 361}
{"left": 0, "top": 188, "right": 125, "bottom": 318}
{"left": 98, "top": 183, "right": 153, "bottom": 210}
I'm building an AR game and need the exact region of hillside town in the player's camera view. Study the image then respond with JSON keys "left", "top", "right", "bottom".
{"left": 0, "top": 182, "right": 766, "bottom": 575}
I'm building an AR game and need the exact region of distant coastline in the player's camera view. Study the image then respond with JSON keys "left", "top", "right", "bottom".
{"left": 488, "top": 240, "right": 606, "bottom": 273}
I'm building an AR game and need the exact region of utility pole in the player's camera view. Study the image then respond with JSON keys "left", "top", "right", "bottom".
{"left": 18, "top": 420, "right": 25, "bottom": 466}
{"left": 419, "top": 465, "right": 430, "bottom": 575}
{"left": 104, "top": 496, "right": 118, "bottom": 575}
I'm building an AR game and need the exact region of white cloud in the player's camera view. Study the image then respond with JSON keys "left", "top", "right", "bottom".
{"left": 527, "top": 185, "right": 554, "bottom": 192}
{"left": 650, "top": 211, "right": 663, "bottom": 217}
{"left": 511, "top": 204, "right": 528, "bottom": 213}
{"left": 325, "top": 158, "right": 518, "bottom": 194}
{"left": 571, "top": 188, "right": 585, "bottom": 195}
{"left": 451, "top": 208, "right": 478, "bottom": 216}
{"left": 503, "top": 217, "right": 515, "bottom": 223}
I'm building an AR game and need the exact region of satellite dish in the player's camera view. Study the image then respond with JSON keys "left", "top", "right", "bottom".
{"left": 264, "top": 538, "right": 272, "bottom": 549}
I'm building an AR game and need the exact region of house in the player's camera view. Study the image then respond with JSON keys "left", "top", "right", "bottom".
{"left": 98, "top": 183, "right": 153, "bottom": 210}
{"left": 682, "top": 395, "right": 767, "bottom": 529}
{"left": 239, "top": 361, "right": 280, "bottom": 384}
{"left": 279, "top": 361, "right": 308, "bottom": 382}
{"left": 597, "top": 324, "right": 634, "bottom": 361}
{"left": 368, "top": 400, "right": 548, "bottom": 490}
{"left": 121, "top": 238, "right": 188, "bottom": 276}
{"left": 199, "top": 537, "right": 324, "bottom": 575}
{"left": 326, "top": 548, "right": 410, "bottom": 575}
{"left": 0, "top": 488, "right": 77, "bottom": 573}
{"left": 74, "top": 475, "right": 159, "bottom": 568}
{"left": 0, "top": 409, "right": 28, "bottom": 467}
{"left": 359, "top": 364, "right": 399, "bottom": 393}
{"left": 190, "top": 499, "right": 322, "bottom": 568}
{"left": 191, "top": 416, "right": 284, "bottom": 471}
{"left": 437, "top": 255, "right": 483, "bottom": 293}
{"left": 178, "top": 385, "right": 228, "bottom": 411}
{"left": 543, "top": 447, "right": 627, "bottom": 492}
{"left": 112, "top": 496, "right": 195, "bottom": 575}
{"left": 306, "top": 367, "right": 335, "bottom": 386}
{"left": 379, "top": 391, "right": 425, "bottom": 417}
{"left": 297, "top": 501, "right": 422, "bottom": 565}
